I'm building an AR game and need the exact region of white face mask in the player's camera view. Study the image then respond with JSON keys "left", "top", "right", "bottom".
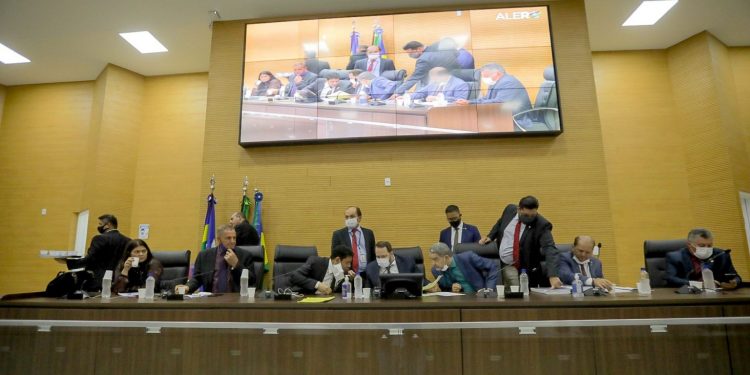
{"left": 440, "top": 264, "right": 449, "bottom": 272}
{"left": 481, "top": 77, "right": 497, "bottom": 86}
{"left": 368, "top": 54, "right": 379, "bottom": 60}
{"left": 377, "top": 257, "right": 391, "bottom": 269}
{"left": 332, "top": 262, "right": 345, "bottom": 278}
{"left": 345, "top": 217, "right": 359, "bottom": 229}
{"left": 694, "top": 246, "right": 713, "bottom": 260}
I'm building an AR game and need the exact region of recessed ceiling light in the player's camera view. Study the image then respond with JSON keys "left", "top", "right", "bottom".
{"left": 623, "top": 0, "right": 678, "bottom": 26}
{"left": 119, "top": 31, "right": 168, "bottom": 54}
{"left": 0, "top": 42, "right": 30, "bottom": 64}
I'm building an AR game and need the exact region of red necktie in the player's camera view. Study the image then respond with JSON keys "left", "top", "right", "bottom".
{"left": 351, "top": 229, "right": 359, "bottom": 272}
{"left": 367, "top": 59, "right": 375, "bottom": 72}
{"left": 512, "top": 221, "right": 522, "bottom": 270}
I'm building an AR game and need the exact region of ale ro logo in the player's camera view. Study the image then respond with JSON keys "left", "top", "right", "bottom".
{"left": 496, "top": 10, "right": 541, "bottom": 20}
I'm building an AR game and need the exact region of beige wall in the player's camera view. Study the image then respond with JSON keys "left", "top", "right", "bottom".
{"left": 0, "top": 83, "right": 6, "bottom": 130}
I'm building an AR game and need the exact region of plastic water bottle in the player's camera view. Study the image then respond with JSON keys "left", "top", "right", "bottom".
{"left": 637, "top": 267, "right": 652, "bottom": 296}
{"left": 354, "top": 273, "right": 363, "bottom": 299}
{"left": 342, "top": 276, "right": 352, "bottom": 300}
{"left": 145, "top": 275, "right": 155, "bottom": 300}
{"left": 572, "top": 273, "right": 584, "bottom": 298}
{"left": 101, "top": 270, "right": 113, "bottom": 299}
{"left": 240, "top": 269, "right": 249, "bottom": 297}
{"left": 403, "top": 93, "right": 412, "bottom": 107}
{"left": 702, "top": 264, "right": 715, "bottom": 291}
{"left": 519, "top": 269, "right": 529, "bottom": 296}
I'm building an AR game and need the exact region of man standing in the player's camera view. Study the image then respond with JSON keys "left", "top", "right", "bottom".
{"left": 439, "top": 205, "right": 481, "bottom": 251}
{"left": 229, "top": 212, "right": 260, "bottom": 247}
{"left": 558, "top": 235, "right": 613, "bottom": 290}
{"left": 354, "top": 45, "right": 396, "bottom": 77}
{"left": 331, "top": 206, "right": 376, "bottom": 276}
{"left": 346, "top": 45, "right": 369, "bottom": 70}
{"left": 395, "top": 40, "right": 460, "bottom": 95}
{"left": 480, "top": 196, "right": 562, "bottom": 288}
{"left": 665, "top": 228, "right": 742, "bottom": 289}
{"left": 64, "top": 214, "right": 130, "bottom": 291}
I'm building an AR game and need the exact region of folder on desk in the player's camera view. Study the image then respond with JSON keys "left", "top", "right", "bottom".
{"left": 298, "top": 296, "right": 335, "bottom": 303}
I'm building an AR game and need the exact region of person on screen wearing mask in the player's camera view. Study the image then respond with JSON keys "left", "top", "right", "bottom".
{"left": 331, "top": 206, "right": 376, "bottom": 276}
{"left": 354, "top": 45, "right": 396, "bottom": 77}
{"left": 408, "top": 67, "right": 469, "bottom": 103}
{"left": 346, "top": 45, "right": 369, "bottom": 70}
{"left": 394, "top": 40, "right": 460, "bottom": 95}
{"left": 455, "top": 63, "right": 534, "bottom": 130}
{"left": 364, "top": 241, "right": 426, "bottom": 289}
{"left": 112, "top": 239, "right": 163, "bottom": 293}
{"left": 439, "top": 205, "right": 481, "bottom": 251}
{"left": 558, "top": 235, "right": 613, "bottom": 290}
{"left": 665, "top": 228, "right": 742, "bottom": 289}
{"left": 61, "top": 214, "right": 131, "bottom": 291}
{"left": 289, "top": 245, "right": 355, "bottom": 295}
{"left": 429, "top": 242, "right": 498, "bottom": 293}
{"left": 175, "top": 224, "right": 256, "bottom": 294}
{"left": 479, "top": 196, "right": 562, "bottom": 288}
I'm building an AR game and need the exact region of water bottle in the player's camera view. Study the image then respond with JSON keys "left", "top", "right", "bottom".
{"left": 101, "top": 270, "right": 113, "bottom": 299}
{"left": 358, "top": 93, "right": 368, "bottom": 105}
{"left": 637, "top": 267, "right": 652, "bottom": 296}
{"left": 572, "top": 273, "right": 584, "bottom": 298}
{"left": 240, "top": 268, "right": 249, "bottom": 297}
{"left": 342, "top": 276, "right": 352, "bottom": 300}
{"left": 354, "top": 273, "right": 363, "bottom": 299}
{"left": 145, "top": 274, "right": 155, "bottom": 300}
{"left": 519, "top": 269, "right": 529, "bottom": 296}
{"left": 403, "top": 93, "right": 412, "bottom": 107}
{"left": 701, "top": 264, "right": 715, "bottom": 291}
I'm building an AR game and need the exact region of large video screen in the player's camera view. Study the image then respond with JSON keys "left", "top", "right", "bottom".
{"left": 240, "top": 6, "right": 560, "bottom": 145}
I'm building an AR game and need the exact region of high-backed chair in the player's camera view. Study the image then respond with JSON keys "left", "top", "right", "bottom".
{"left": 236, "top": 245, "right": 265, "bottom": 289}
{"left": 273, "top": 245, "right": 318, "bottom": 291}
{"left": 454, "top": 242, "right": 502, "bottom": 286}
{"left": 644, "top": 239, "right": 686, "bottom": 287}
{"left": 319, "top": 68, "right": 349, "bottom": 80}
{"left": 381, "top": 69, "right": 406, "bottom": 83}
{"left": 450, "top": 68, "right": 481, "bottom": 100}
{"left": 152, "top": 250, "right": 191, "bottom": 291}
{"left": 513, "top": 65, "right": 560, "bottom": 132}
{"left": 393, "top": 246, "right": 424, "bottom": 276}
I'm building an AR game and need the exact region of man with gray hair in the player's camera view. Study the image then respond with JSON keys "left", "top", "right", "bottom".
{"left": 357, "top": 71, "right": 398, "bottom": 100}
{"left": 429, "top": 242, "right": 498, "bottom": 293}
{"left": 176, "top": 224, "right": 256, "bottom": 294}
{"left": 665, "top": 228, "right": 742, "bottom": 289}
{"left": 455, "top": 63, "right": 534, "bottom": 129}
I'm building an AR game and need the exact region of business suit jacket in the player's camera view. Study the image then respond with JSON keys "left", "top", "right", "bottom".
{"left": 346, "top": 53, "right": 367, "bottom": 70}
{"left": 364, "top": 253, "right": 418, "bottom": 288}
{"left": 283, "top": 71, "right": 318, "bottom": 96}
{"left": 365, "top": 77, "right": 399, "bottom": 100}
{"left": 396, "top": 43, "right": 460, "bottom": 94}
{"left": 331, "top": 226, "right": 376, "bottom": 264}
{"left": 304, "top": 58, "right": 331, "bottom": 75}
{"left": 186, "top": 246, "right": 256, "bottom": 293}
{"left": 67, "top": 229, "right": 131, "bottom": 289}
{"left": 487, "top": 204, "right": 560, "bottom": 287}
{"left": 557, "top": 251, "right": 604, "bottom": 285}
{"left": 303, "top": 78, "right": 354, "bottom": 100}
{"left": 354, "top": 57, "right": 396, "bottom": 75}
{"left": 410, "top": 76, "right": 469, "bottom": 102}
{"left": 289, "top": 256, "right": 344, "bottom": 294}
{"left": 439, "top": 223, "right": 482, "bottom": 249}
{"left": 235, "top": 220, "right": 260, "bottom": 247}
{"left": 665, "top": 248, "right": 742, "bottom": 287}
{"left": 472, "top": 73, "right": 533, "bottom": 127}
{"left": 431, "top": 251, "right": 498, "bottom": 291}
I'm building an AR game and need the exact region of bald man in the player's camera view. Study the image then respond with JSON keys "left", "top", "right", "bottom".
{"left": 558, "top": 236, "right": 613, "bottom": 290}
{"left": 408, "top": 67, "right": 469, "bottom": 102}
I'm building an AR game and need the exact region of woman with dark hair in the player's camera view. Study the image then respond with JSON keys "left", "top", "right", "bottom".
{"left": 112, "top": 239, "right": 163, "bottom": 293}
{"left": 250, "top": 70, "right": 282, "bottom": 96}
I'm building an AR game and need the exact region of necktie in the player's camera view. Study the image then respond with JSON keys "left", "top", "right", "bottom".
{"left": 213, "top": 248, "right": 229, "bottom": 293}
{"left": 453, "top": 228, "right": 459, "bottom": 250}
{"left": 580, "top": 264, "right": 588, "bottom": 277}
{"left": 367, "top": 59, "right": 375, "bottom": 72}
{"left": 512, "top": 221, "right": 522, "bottom": 270}
{"left": 351, "top": 229, "right": 359, "bottom": 273}
{"left": 289, "top": 83, "right": 297, "bottom": 96}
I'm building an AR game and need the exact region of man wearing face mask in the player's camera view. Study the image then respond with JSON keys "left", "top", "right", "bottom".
{"left": 408, "top": 67, "right": 469, "bottom": 103}
{"left": 394, "top": 40, "right": 460, "bottom": 96}
{"left": 665, "top": 228, "right": 742, "bottom": 289}
{"left": 354, "top": 45, "right": 396, "bottom": 77}
{"left": 479, "top": 196, "right": 562, "bottom": 288}
{"left": 62, "top": 214, "right": 131, "bottom": 291}
{"left": 357, "top": 72, "right": 398, "bottom": 101}
{"left": 364, "top": 241, "right": 422, "bottom": 288}
{"left": 439, "top": 205, "right": 481, "bottom": 251}
{"left": 331, "top": 206, "right": 376, "bottom": 276}
{"left": 558, "top": 235, "right": 613, "bottom": 290}
{"left": 290, "top": 245, "right": 355, "bottom": 295}
{"left": 429, "top": 242, "right": 498, "bottom": 293}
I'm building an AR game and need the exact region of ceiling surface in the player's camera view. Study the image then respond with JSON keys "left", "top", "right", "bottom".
{"left": 0, "top": 0, "right": 748, "bottom": 86}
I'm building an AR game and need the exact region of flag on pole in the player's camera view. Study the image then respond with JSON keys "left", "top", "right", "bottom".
{"left": 201, "top": 194, "right": 217, "bottom": 251}
{"left": 372, "top": 24, "right": 386, "bottom": 58}
{"left": 240, "top": 194, "right": 252, "bottom": 220}
{"left": 350, "top": 28, "right": 360, "bottom": 55}
{"left": 252, "top": 190, "right": 268, "bottom": 271}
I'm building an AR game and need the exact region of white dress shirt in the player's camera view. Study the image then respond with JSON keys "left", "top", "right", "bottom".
{"left": 573, "top": 256, "right": 594, "bottom": 286}
{"left": 499, "top": 214, "right": 526, "bottom": 265}
{"left": 315, "top": 259, "right": 344, "bottom": 294}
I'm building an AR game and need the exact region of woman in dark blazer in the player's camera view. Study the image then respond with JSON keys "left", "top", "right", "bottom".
{"left": 112, "top": 239, "right": 163, "bottom": 293}
{"left": 250, "top": 71, "right": 282, "bottom": 96}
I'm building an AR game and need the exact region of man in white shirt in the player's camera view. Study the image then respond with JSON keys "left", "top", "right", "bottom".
{"left": 289, "top": 245, "right": 355, "bottom": 295}
{"left": 558, "top": 236, "right": 612, "bottom": 290}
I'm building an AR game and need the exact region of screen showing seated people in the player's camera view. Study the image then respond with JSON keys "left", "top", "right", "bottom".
{"left": 240, "top": 6, "right": 560, "bottom": 145}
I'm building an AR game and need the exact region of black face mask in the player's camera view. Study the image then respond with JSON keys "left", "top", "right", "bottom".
{"left": 519, "top": 214, "right": 536, "bottom": 225}
{"left": 97, "top": 225, "right": 107, "bottom": 234}
{"left": 449, "top": 220, "right": 461, "bottom": 228}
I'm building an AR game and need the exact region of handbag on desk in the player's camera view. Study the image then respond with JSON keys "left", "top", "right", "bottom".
{"left": 45, "top": 269, "right": 93, "bottom": 297}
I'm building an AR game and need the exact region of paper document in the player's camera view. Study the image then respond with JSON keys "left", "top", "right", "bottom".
{"left": 184, "top": 292, "right": 213, "bottom": 299}
{"left": 612, "top": 286, "right": 636, "bottom": 293}
{"left": 422, "top": 292, "right": 465, "bottom": 297}
{"left": 422, "top": 275, "right": 442, "bottom": 291}
{"left": 298, "top": 297, "right": 335, "bottom": 303}
{"left": 531, "top": 287, "right": 573, "bottom": 295}
{"left": 117, "top": 292, "right": 139, "bottom": 298}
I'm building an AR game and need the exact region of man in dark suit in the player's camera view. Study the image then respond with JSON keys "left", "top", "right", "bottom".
{"left": 303, "top": 71, "right": 354, "bottom": 101}
{"left": 63, "top": 214, "right": 131, "bottom": 291}
{"left": 331, "top": 206, "right": 376, "bottom": 276}
{"left": 177, "top": 224, "right": 256, "bottom": 294}
{"left": 409, "top": 67, "right": 470, "bottom": 103}
{"left": 290, "top": 245, "right": 354, "bottom": 295}
{"left": 365, "top": 241, "right": 420, "bottom": 288}
{"left": 346, "top": 45, "right": 369, "bottom": 70}
{"left": 665, "top": 228, "right": 742, "bottom": 289}
{"left": 439, "top": 205, "right": 481, "bottom": 251}
{"left": 429, "top": 242, "right": 498, "bottom": 293}
{"left": 303, "top": 51, "right": 331, "bottom": 75}
{"left": 354, "top": 45, "right": 396, "bottom": 77}
{"left": 395, "top": 40, "right": 460, "bottom": 95}
{"left": 480, "top": 196, "right": 562, "bottom": 288}
{"left": 282, "top": 62, "right": 318, "bottom": 97}
{"left": 229, "top": 212, "right": 260, "bottom": 246}
{"left": 456, "top": 63, "right": 534, "bottom": 129}
{"left": 558, "top": 235, "right": 613, "bottom": 290}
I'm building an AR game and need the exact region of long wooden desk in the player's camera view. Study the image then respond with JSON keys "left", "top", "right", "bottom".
{"left": 1, "top": 289, "right": 749, "bottom": 374}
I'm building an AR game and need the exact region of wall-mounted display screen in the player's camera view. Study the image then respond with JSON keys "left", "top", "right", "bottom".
{"left": 240, "top": 6, "right": 560, "bottom": 145}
